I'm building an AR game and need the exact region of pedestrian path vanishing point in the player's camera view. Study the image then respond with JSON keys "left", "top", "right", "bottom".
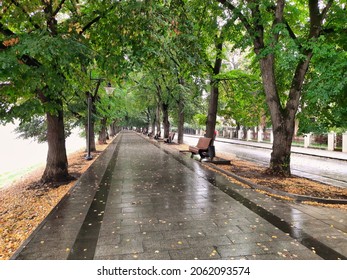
{"left": 12, "top": 131, "right": 347, "bottom": 260}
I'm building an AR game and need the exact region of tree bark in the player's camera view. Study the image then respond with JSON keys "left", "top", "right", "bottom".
{"left": 177, "top": 95, "right": 184, "bottom": 144}
{"left": 151, "top": 111, "right": 156, "bottom": 135}
{"left": 259, "top": 53, "right": 295, "bottom": 176}
{"left": 156, "top": 105, "right": 161, "bottom": 136}
{"left": 41, "top": 108, "right": 71, "bottom": 183}
{"left": 162, "top": 103, "right": 170, "bottom": 138}
{"left": 109, "top": 122, "right": 116, "bottom": 137}
{"left": 98, "top": 117, "right": 108, "bottom": 144}
{"left": 206, "top": 83, "right": 219, "bottom": 142}
{"left": 206, "top": 40, "right": 223, "bottom": 145}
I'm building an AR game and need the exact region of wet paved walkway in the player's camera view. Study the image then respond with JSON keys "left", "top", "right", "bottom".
{"left": 12, "top": 132, "right": 347, "bottom": 260}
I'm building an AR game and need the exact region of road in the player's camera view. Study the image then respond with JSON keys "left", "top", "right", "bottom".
{"left": 184, "top": 135, "right": 347, "bottom": 189}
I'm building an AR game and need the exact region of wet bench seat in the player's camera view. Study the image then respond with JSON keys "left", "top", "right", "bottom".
{"left": 189, "top": 137, "right": 212, "bottom": 159}
{"left": 164, "top": 132, "right": 175, "bottom": 143}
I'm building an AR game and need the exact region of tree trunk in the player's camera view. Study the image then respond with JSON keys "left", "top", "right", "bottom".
{"left": 259, "top": 55, "right": 293, "bottom": 176}
{"left": 260, "top": 53, "right": 312, "bottom": 176}
{"left": 98, "top": 118, "right": 108, "bottom": 144}
{"left": 146, "top": 110, "right": 151, "bottom": 133}
{"left": 151, "top": 111, "right": 156, "bottom": 135}
{"left": 109, "top": 122, "right": 115, "bottom": 137}
{"left": 270, "top": 117, "right": 294, "bottom": 176}
{"left": 156, "top": 105, "right": 161, "bottom": 136}
{"left": 206, "top": 83, "right": 219, "bottom": 141}
{"left": 90, "top": 95, "right": 97, "bottom": 151}
{"left": 206, "top": 40, "right": 223, "bottom": 145}
{"left": 177, "top": 95, "right": 184, "bottom": 144}
{"left": 162, "top": 103, "right": 170, "bottom": 138}
{"left": 41, "top": 109, "right": 71, "bottom": 183}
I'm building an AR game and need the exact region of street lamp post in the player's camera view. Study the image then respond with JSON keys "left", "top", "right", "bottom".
{"left": 86, "top": 76, "right": 115, "bottom": 160}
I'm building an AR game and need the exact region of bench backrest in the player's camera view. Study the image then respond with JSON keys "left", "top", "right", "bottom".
{"left": 196, "top": 137, "right": 212, "bottom": 149}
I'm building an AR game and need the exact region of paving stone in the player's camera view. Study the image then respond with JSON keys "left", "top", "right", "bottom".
{"left": 94, "top": 251, "right": 171, "bottom": 260}
{"left": 168, "top": 246, "right": 221, "bottom": 260}
{"left": 95, "top": 238, "right": 144, "bottom": 257}
{"left": 143, "top": 238, "right": 190, "bottom": 252}
{"left": 217, "top": 243, "right": 271, "bottom": 258}
{"left": 186, "top": 235, "right": 233, "bottom": 247}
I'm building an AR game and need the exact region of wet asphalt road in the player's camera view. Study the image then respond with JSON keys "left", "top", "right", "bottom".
{"left": 184, "top": 135, "right": 347, "bottom": 189}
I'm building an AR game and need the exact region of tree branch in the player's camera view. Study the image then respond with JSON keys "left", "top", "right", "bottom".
{"left": 10, "top": 0, "right": 42, "bottom": 30}
{"left": 80, "top": 15, "right": 102, "bottom": 34}
{"left": 216, "top": 0, "right": 253, "bottom": 35}
{"left": 0, "top": 21, "right": 15, "bottom": 37}
{"left": 80, "top": 3, "right": 119, "bottom": 34}
{"left": 283, "top": 18, "right": 298, "bottom": 41}
{"left": 53, "top": 0, "right": 67, "bottom": 17}
{"left": 272, "top": 0, "right": 285, "bottom": 43}
{"left": 321, "top": 0, "right": 334, "bottom": 20}
{"left": 308, "top": 0, "right": 333, "bottom": 38}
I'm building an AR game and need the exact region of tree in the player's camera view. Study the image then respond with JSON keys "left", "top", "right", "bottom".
{"left": 216, "top": 0, "right": 338, "bottom": 176}
{"left": 298, "top": 6, "right": 347, "bottom": 133}
{"left": 217, "top": 69, "right": 267, "bottom": 128}
{"left": 1, "top": 3, "right": 90, "bottom": 183}
{"left": 99, "top": 0, "right": 205, "bottom": 143}
{"left": 0, "top": 1, "right": 116, "bottom": 183}
{"left": 185, "top": 0, "right": 244, "bottom": 144}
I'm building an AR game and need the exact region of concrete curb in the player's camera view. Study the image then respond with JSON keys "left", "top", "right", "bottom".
{"left": 204, "top": 162, "right": 347, "bottom": 205}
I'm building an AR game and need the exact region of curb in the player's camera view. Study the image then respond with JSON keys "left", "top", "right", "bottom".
{"left": 204, "top": 162, "right": 347, "bottom": 205}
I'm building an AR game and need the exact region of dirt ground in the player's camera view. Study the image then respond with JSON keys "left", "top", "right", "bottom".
{"left": 1, "top": 139, "right": 346, "bottom": 260}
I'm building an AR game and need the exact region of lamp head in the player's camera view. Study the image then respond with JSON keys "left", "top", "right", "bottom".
{"left": 104, "top": 82, "right": 115, "bottom": 95}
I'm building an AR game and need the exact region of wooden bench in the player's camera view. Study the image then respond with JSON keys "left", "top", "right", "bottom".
{"left": 189, "top": 137, "right": 212, "bottom": 160}
{"left": 164, "top": 132, "right": 175, "bottom": 143}
{"left": 154, "top": 131, "right": 161, "bottom": 140}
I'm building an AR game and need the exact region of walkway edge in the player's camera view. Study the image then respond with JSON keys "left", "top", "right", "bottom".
{"left": 10, "top": 134, "right": 121, "bottom": 260}
{"left": 204, "top": 163, "right": 347, "bottom": 205}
